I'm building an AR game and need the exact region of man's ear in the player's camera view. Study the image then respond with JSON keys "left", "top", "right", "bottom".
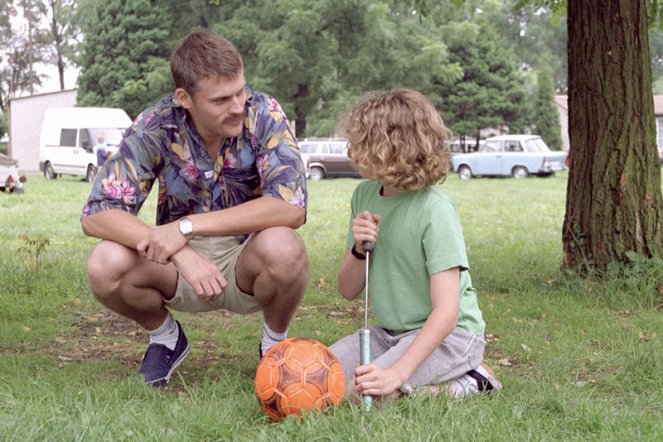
{"left": 175, "top": 88, "right": 193, "bottom": 109}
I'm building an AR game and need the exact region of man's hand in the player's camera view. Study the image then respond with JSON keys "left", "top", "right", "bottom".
{"left": 171, "top": 247, "right": 227, "bottom": 302}
{"left": 354, "top": 363, "right": 404, "bottom": 397}
{"left": 137, "top": 221, "right": 188, "bottom": 264}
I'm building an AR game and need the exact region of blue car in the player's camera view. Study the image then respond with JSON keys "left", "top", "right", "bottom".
{"left": 451, "top": 135, "right": 567, "bottom": 180}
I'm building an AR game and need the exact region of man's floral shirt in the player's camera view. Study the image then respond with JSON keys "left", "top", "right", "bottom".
{"left": 82, "top": 88, "right": 307, "bottom": 232}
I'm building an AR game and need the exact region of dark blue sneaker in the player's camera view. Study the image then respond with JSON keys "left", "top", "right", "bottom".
{"left": 138, "top": 320, "right": 190, "bottom": 387}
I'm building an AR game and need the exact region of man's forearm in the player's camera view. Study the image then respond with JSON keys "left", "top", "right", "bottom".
{"left": 81, "top": 209, "right": 151, "bottom": 249}
{"left": 188, "top": 196, "right": 305, "bottom": 237}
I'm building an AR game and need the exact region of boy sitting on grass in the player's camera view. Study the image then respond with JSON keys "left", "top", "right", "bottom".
{"left": 329, "top": 88, "right": 501, "bottom": 400}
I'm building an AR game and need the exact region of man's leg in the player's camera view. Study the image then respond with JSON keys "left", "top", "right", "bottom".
{"left": 87, "top": 240, "right": 187, "bottom": 386}
{"left": 235, "top": 227, "right": 308, "bottom": 350}
{"left": 86, "top": 240, "right": 178, "bottom": 329}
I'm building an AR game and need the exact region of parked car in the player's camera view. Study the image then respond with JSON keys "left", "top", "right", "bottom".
{"left": 0, "top": 153, "right": 27, "bottom": 193}
{"left": 451, "top": 135, "right": 567, "bottom": 180}
{"left": 298, "top": 139, "right": 361, "bottom": 180}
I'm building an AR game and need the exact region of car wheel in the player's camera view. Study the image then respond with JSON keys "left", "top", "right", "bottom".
{"left": 86, "top": 165, "right": 97, "bottom": 183}
{"left": 309, "top": 167, "right": 325, "bottom": 181}
{"left": 512, "top": 166, "right": 528, "bottom": 179}
{"left": 458, "top": 165, "right": 472, "bottom": 180}
{"left": 44, "top": 162, "right": 56, "bottom": 180}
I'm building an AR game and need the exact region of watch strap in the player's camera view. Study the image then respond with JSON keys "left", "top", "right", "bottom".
{"left": 351, "top": 244, "right": 366, "bottom": 260}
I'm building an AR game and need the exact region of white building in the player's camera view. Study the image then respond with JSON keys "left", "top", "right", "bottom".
{"left": 8, "top": 89, "right": 77, "bottom": 173}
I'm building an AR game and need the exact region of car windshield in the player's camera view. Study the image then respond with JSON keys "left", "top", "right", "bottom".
{"left": 89, "top": 128, "right": 126, "bottom": 146}
{"left": 525, "top": 138, "right": 551, "bottom": 152}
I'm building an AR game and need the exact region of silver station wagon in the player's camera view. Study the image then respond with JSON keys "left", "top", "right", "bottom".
{"left": 451, "top": 135, "right": 567, "bottom": 180}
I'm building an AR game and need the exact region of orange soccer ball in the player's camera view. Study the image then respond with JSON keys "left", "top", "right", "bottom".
{"left": 255, "top": 337, "right": 345, "bottom": 421}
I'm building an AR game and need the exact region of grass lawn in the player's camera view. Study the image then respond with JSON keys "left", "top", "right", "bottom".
{"left": 0, "top": 172, "right": 661, "bottom": 441}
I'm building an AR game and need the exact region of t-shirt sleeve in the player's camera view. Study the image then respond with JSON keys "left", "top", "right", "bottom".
{"left": 422, "top": 199, "right": 469, "bottom": 275}
{"left": 81, "top": 116, "right": 162, "bottom": 219}
{"left": 253, "top": 96, "right": 307, "bottom": 209}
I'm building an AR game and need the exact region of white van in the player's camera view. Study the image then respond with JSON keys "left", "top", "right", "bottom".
{"left": 39, "top": 107, "right": 132, "bottom": 182}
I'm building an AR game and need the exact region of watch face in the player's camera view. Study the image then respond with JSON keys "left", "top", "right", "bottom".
{"left": 180, "top": 218, "right": 193, "bottom": 236}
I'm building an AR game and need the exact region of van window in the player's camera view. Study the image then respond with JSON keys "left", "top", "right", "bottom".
{"left": 60, "top": 129, "right": 77, "bottom": 147}
{"left": 89, "top": 128, "right": 125, "bottom": 146}
{"left": 79, "top": 129, "right": 92, "bottom": 150}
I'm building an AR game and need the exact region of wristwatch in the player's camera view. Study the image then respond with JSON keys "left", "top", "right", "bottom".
{"left": 178, "top": 217, "right": 194, "bottom": 240}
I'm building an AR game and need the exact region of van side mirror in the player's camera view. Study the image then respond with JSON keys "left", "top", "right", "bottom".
{"left": 82, "top": 140, "right": 92, "bottom": 151}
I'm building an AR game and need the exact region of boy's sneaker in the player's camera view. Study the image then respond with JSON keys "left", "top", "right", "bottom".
{"left": 138, "top": 320, "right": 190, "bottom": 387}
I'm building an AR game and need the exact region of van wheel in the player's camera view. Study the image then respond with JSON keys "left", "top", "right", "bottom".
{"left": 86, "top": 165, "right": 97, "bottom": 183}
{"left": 309, "top": 167, "right": 325, "bottom": 181}
{"left": 44, "top": 162, "right": 57, "bottom": 180}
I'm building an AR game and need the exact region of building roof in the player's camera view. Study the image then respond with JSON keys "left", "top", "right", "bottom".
{"left": 555, "top": 95, "right": 663, "bottom": 115}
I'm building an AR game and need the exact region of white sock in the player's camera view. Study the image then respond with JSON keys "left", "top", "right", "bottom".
{"left": 147, "top": 313, "right": 179, "bottom": 351}
{"left": 261, "top": 322, "right": 288, "bottom": 356}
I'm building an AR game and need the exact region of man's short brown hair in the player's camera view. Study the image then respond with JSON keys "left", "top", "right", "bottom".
{"left": 170, "top": 31, "right": 244, "bottom": 93}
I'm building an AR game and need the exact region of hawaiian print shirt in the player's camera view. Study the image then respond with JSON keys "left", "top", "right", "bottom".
{"left": 82, "top": 88, "right": 307, "bottom": 232}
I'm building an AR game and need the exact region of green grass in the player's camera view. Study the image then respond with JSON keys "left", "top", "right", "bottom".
{"left": 1, "top": 173, "right": 662, "bottom": 441}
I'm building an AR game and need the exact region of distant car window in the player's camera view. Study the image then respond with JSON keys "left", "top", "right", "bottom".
{"left": 60, "top": 129, "right": 77, "bottom": 147}
{"left": 525, "top": 138, "right": 551, "bottom": 152}
{"left": 300, "top": 143, "right": 322, "bottom": 154}
{"left": 329, "top": 143, "right": 346, "bottom": 154}
{"left": 481, "top": 141, "right": 502, "bottom": 153}
{"left": 506, "top": 141, "right": 523, "bottom": 152}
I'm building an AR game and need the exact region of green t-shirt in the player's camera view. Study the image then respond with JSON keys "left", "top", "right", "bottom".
{"left": 346, "top": 180, "right": 485, "bottom": 336}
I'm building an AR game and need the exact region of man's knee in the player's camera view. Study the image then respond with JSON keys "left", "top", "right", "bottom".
{"left": 87, "top": 241, "right": 137, "bottom": 297}
{"left": 261, "top": 227, "right": 307, "bottom": 269}
{"left": 250, "top": 227, "right": 308, "bottom": 281}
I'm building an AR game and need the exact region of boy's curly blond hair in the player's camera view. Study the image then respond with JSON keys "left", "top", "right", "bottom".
{"left": 340, "top": 88, "right": 451, "bottom": 191}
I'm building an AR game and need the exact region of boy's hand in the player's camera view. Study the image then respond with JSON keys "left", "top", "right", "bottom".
{"left": 354, "top": 363, "right": 404, "bottom": 397}
{"left": 352, "top": 211, "right": 381, "bottom": 254}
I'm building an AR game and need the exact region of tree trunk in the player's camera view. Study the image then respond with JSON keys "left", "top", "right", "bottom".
{"left": 294, "top": 83, "right": 308, "bottom": 138}
{"left": 564, "top": 0, "right": 663, "bottom": 271}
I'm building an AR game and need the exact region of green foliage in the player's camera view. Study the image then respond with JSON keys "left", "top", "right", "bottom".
{"left": 76, "top": 0, "right": 171, "bottom": 117}
{"left": 433, "top": 22, "right": 527, "bottom": 139}
{"left": 531, "top": 66, "right": 563, "bottom": 150}
{"left": 0, "top": 111, "right": 7, "bottom": 139}
{"left": 16, "top": 232, "right": 51, "bottom": 272}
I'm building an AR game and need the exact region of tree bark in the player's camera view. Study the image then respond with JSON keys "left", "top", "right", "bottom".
{"left": 564, "top": 0, "right": 663, "bottom": 271}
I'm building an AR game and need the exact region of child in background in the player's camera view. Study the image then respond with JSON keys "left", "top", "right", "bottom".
{"left": 329, "top": 88, "right": 501, "bottom": 400}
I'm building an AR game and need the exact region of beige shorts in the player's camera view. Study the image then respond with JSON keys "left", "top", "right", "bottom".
{"left": 164, "top": 236, "right": 261, "bottom": 314}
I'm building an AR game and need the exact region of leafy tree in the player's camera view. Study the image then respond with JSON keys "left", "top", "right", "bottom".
{"left": 0, "top": 111, "right": 7, "bottom": 139}
{"left": 563, "top": 0, "right": 662, "bottom": 271}
{"left": 433, "top": 21, "right": 527, "bottom": 147}
{"left": 76, "top": 0, "right": 170, "bottom": 117}
{"left": 530, "top": 66, "right": 562, "bottom": 150}
{"left": 214, "top": 0, "right": 460, "bottom": 137}
{"left": 0, "top": 0, "right": 48, "bottom": 109}
{"left": 41, "top": 0, "right": 79, "bottom": 90}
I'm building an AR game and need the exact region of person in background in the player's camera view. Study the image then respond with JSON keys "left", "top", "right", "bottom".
{"left": 94, "top": 134, "right": 111, "bottom": 167}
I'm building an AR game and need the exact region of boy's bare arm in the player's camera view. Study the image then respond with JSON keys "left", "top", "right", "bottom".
{"left": 356, "top": 268, "right": 461, "bottom": 396}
